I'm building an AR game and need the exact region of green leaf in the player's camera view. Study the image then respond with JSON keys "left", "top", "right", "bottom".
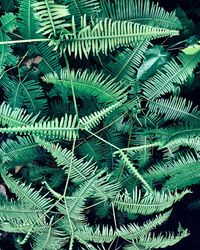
{"left": 137, "top": 45, "right": 169, "bottom": 81}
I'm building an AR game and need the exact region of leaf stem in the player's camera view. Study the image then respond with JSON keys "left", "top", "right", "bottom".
{"left": 0, "top": 38, "right": 50, "bottom": 45}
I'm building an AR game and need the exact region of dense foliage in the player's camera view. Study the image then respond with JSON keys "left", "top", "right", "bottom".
{"left": 0, "top": 0, "right": 200, "bottom": 249}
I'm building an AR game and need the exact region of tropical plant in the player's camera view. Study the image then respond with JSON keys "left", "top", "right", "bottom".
{"left": 0, "top": 0, "right": 199, "bottom": 249}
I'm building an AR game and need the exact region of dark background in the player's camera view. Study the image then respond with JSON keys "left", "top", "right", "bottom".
{"left": 157, "top": 1, "right": 200, "bottom": 249}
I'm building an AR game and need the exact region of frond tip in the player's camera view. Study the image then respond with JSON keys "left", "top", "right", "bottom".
{"left": 125, "top": 227, "right": 189, "bottom": 249}
{"left": 33, "top": 0, "right": 71, "bottom": 37}
{"left": 114, "top": 188, "right": 191, "bottom": 215}
{"left": 59, "top": 15, "right": 179, "bottom": 58}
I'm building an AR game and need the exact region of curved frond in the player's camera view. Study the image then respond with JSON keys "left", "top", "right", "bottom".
{"left": 33, "top": 0, "right": 71, "bottom": 37}
{"left": 32, "top": 228, "right": 66, "bottom": 250}
{"left": 148, "top": 96, "right": 200, "bottom": 123}
{"left": 142, "top": 51, "right": 200, "bottom": 100}
{"left": 125, "top": 228, "right": 189, "bottom": 249}
{"left": 58, "top": 175, "right": 100, "bottom": 225}
{"left": 145, "top": 153, "right": 200, "bottom": 184}
{"left": 0, "top": 136, "right": 40, "bottom": 166}
{"left": 100, "top": 0, "right": 182, "bottom": 30}
{"left": 116, "top": 211, "right": 171, "bottom": 240}
{"left": 0, "top": 198, "right": 45, "bottom": 227}
{"left": 0, "top": 214, "right": 48, "bottom": 234}
{"left": 1, "top": 76, "right": 47, "bottom": 114}
{"left": 35, "top": 138, "right": 97, "bottom": 182}
{"left": 0, "top": 101, "right": 39, "bottom": 127}
{"left": 114, "top": 188, "right": 191, "bottom": 215}
{"left": 1, "top": 169, "right": 52, "bottom": 210}
{"left": 0, "top": 13, "right": 18, "bottom": 75}
{"left": 36, "top": 139, "right": 120, "bottom": 200}
{"left": 42, "top": 69, "right": 128, "bottom": 104}
{"left": 60, "top": 16, "right": 179, "bottom": 58}
{"left": 0, "top": 12, "right": 17, "bottom": 33}
{"left": 164, "top": 166, "right": 200, "bottom": 190}
{"left": 64, "top": 0, "right": 100, "bottom": 23}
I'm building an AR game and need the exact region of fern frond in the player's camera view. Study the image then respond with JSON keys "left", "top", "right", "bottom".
{"left": 114, "top": 188, "right": 191, "bottom": 215}
{"left": 142, "top": 51, "right": 200, "bottom": 100}
{"left": 28, "top": 42, "right": 61, "bottom": 74}
{"left": 156, "top": 124, "right": 200, "bottom": 148}
{"left": 1, "top": 76, "right": 47, "bottom": 114}
{"left": 79, "top": 99, "right": 125, "bottom": 131}
{"left": 75, "top": 225, "right": 116, "bottom": 243}
{"left": 118, "top": 151, "right": 153, "bottom": 193}
{"left": 18, "top": 0, "right": 39, "bottom": 39}
{"left": 145, "top": 153, "right": 200, "bottom": 184}
{"left": 59, "top": 15, "right": 179, "bottom": 58}
{"left": 0, "top": 136, "right": 40, "bottom": 166}
{"left": 76, "top": 137, "right": 106, "bottom": 162}
{"left": 0, "top": 111, "right": 78, "bottom": 141}
{"left": 35, "top": 138, "right": 96, "bottom": 183}
{"left": 125, "top": 228, "right": 189, "bottom": 249}
{"left": 32, "top": 228, "right": 66, "bottom": 250}
{"left": 0, "top": 13, "right": 18, "bottom": 75}
{"left": 64, "top": 0, "right": 100, "bottom": 23}
{"left": 42, "top": 69, "right": 128, "bottom": 104}
{"left": 1, "top": 169, "right": 52, "bottom": 210}
{"left": 0, "top": 198, "right": 45, "bottom": 227}
{"left": 148, "top": 96, "right": 200, "bottom": 123}
{"left": 0, "top": 12, "right": 17, "bottom": 33}
{"left": 92, "top": 171, "right": 121, "bottom": 200}
{"left": 0, "top": 102, "right": 39, "bottom": 127}
{"left": 100, "top": 0, "right": 182, "bottom": 30}
{"left": 164, "top": 166, "right": 200, "bottom": 190}
{"left": 116, "top": 211, "right": 171, "bottom": 240}
{"left": 104, "top": 41, "right": 150, "bottom": 82}
{"left": 33, "top": 0, "right": 71, "bottom": 37}
{"left": 36, "top": 139, "right": 120, "bottom": 200}
{"left": 58, "top": 175, "right": 98, "bottom": 224}
{"left": 0, "top": 214, "right": 48, "bottom": 234}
